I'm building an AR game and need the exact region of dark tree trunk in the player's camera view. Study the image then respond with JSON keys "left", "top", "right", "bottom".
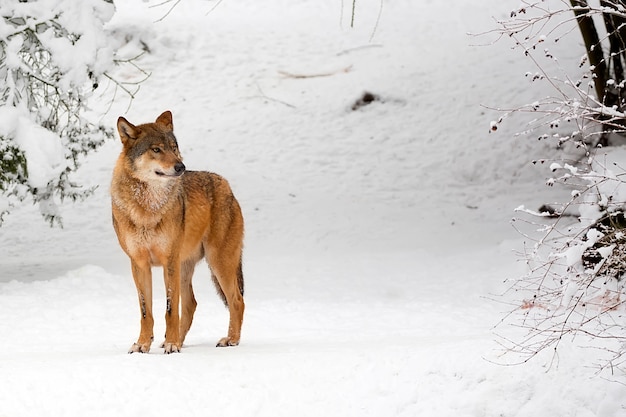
{"left": 570, "top": 0, "right": 609, "bottom": 104}
{"left": 601, "top": 0, "right": 626, "bottom": 107}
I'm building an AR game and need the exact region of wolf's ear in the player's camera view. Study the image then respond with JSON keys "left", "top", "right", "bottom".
{"left": 155, "top": 110, "right": 173, "bottom": 132}
{"left": 117, "top": 117, "right": 139, "bottom": 144}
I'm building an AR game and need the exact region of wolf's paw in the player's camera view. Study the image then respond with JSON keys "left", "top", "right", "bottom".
{"left": 162, "top": 342, "right": 180, "bottom": 354}
{"left": 216, "top": 337, "right": 239, "bottom": 347}
{"left": 128, "top": 342, "right": 151, "bottom": 354}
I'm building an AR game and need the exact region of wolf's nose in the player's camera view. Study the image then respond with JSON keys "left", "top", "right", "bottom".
{"left": 175, "top": 162, "right": 186, "bottom": 174}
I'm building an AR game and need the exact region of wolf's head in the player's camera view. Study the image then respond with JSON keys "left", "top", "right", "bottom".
{"left": 117, "top": 111, "right": 186, "bottom": 182}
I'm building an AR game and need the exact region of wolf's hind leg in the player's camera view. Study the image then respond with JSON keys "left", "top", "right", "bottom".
{"left": 208, "top": 251, "right": 245, "bottom": 347}
{"left": 179, "top": 259, "right": 197, "bottom": 345}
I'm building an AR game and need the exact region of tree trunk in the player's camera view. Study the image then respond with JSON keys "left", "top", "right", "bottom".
{"left": 570, "top": 0, "right": 608, "bottom": 103}
{"left": 601, "top": 0, "right": 626, "bottom": 108}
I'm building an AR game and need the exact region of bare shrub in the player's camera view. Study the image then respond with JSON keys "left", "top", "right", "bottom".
{"left": 488, "top": 1, "right": 626, "bottom": 373}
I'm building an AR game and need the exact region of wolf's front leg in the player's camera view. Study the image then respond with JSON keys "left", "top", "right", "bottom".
{"left": 129, "top": 258, "right": 154, "bottom": 353}
{"left": 162, "top": 260, "right": 182, "bottom": 353}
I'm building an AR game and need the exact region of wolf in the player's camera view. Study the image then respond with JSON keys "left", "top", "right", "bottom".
{"left": 110, "top": 110, "right": 245, "bottom": 354}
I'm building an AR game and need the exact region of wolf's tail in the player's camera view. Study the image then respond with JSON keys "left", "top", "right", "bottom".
{"left": 237, "top": 257, "right": 245, "bottom": 297}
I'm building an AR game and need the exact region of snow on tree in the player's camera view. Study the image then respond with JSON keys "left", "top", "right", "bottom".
{"left": 0, "top": 0, "right": 142, "bottom": 226}
{"left": 488, "top": 1, "right": 626, "bottom": 372}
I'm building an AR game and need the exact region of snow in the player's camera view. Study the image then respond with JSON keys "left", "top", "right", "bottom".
{"left": 13, "top": 114, "right": 66, "bottom": 189}
{"left": 1, "top": 0, "right": 625, "bottom": 416}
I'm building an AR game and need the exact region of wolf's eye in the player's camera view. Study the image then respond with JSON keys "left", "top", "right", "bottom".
{"left": 152, "top": 147, "right": 161, "bottom": 154}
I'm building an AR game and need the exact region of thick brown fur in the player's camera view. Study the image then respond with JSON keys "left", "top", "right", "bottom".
{"left": 111, "top": 110, "right": 245, "bottom": 354}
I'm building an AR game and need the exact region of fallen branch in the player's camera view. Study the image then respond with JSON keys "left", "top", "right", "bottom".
{"left": 278, "top": 65, "right": 353, "bottom": 79}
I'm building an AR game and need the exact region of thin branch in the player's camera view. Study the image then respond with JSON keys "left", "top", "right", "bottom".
{"left": 249, "top": 82, "right": 296, "bottom": 108}
{"left": 205, "top": 0, "right": 226, "bottom": 16}
{"left": 278, "top": 65, "right": 353, "bottom": 79}
{"left": 152, "top": 0, "right": 182, "bottom": 23}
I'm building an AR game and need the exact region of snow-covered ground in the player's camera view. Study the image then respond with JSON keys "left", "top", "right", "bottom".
{"left": 1, "top": 0, "right": 625, "bottom": 415}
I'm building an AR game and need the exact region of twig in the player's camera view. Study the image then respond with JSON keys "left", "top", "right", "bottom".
{"left": 278, "top": 65, "right": 353, "bottom": 79}
{"left": 351, "top": 0, "right": 356, "bottom": 28}
{"left": 250, "top": 83, "right": 296, "bottom": 108}
{"left": 369, "top": 0, "right": 384, "bottom": 42}
{"left": 336, "top": 44, "right": 383, "bottom": 56}
{"left": 152, "top": 0, "right": 182, "bottom": 23}
{"left": 205, "top": 0, "right": 226, "bottom": 16}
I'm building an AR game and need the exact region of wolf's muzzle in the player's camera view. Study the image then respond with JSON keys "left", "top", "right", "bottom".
{"left": 174, "top": 162, "right": 186, "bottom": 176}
